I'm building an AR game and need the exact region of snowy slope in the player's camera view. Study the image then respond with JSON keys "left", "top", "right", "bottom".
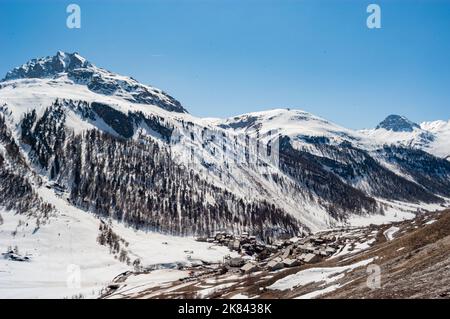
{"left": 420, "top": 119, "right": 450, "bottom": 159}
{"left": 0, "top": 78, "right": 192, "bottom": 129}
{"left": 0, "top": 185, "right": 236, "bottom": 299}
{"left": 217, "top": 108, "right": 367, "bottom": 147}
{"left": 213, "top": 109, "right": 450, "bottom": 223}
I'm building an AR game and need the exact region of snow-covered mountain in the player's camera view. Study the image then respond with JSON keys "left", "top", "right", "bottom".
{"left": 376, "top": 114, "right": 420, "bottom": 132}
{"left": 361, "top": 115, "right": 450, "bottom": 160}
{"left": 1, "top": 52, "right": 449, "bottom": 236}
{"left": 1, "top": 52, "right": 450, "bottom": 298}
{"left": 217, "top": 108, "right": 450, "bottom": 205}
{"left": 216, "top": 108, "right": 368, "bottom": 152}
{"left": 0, "top": 52, "right": 305, "bottom": 238}
{"left": 2, "top": 51, "right": 186, "bottom": 113}
{"left": 0, "top": 53, "right": 449, "bottom": 235}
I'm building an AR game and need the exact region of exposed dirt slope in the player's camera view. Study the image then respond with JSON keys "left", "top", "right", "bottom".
{"left": 102, "top": 210, "right": 450, "bottom": 299}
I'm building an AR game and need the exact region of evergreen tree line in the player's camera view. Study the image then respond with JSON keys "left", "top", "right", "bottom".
{"left": 0, "top": 114, "right": 53, "bottom": 216}
{"left": 19, "top": 107, "right": 302, "bottom": 239}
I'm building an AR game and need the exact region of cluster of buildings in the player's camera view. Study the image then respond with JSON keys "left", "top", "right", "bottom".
{"left": 196, "top": 232, "right": 266, "bottom": 256}
{"left": 196, "top": 231, "right": 345, "bottom": 274}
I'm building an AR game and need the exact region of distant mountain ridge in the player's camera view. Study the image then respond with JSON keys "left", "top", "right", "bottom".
{"left": 362, "top": 114, "right": 450, "bottom": 160}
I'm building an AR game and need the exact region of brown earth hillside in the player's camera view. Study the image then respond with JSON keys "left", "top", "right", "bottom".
{"left": 102, "top": 210, "right": 450, "bottom": 299}
{"left": 323, "top": 210, "right": 450, "bottom": 299}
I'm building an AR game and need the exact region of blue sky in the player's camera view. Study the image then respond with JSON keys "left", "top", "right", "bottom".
{"left": 1, "top": 0, "right": 449, "bottom": 128}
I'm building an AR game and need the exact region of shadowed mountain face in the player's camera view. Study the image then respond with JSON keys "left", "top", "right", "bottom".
{"left": 376, "top": 115, "right": 420, "bottom": 132}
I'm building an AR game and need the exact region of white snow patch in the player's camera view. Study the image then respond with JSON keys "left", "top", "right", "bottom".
{"left": 230, "top": 293, "right": 249, "bottom": 299}
{"left": 107, "top": 269, "right": 189, "bottom": 297}
{"left": 383, "top": 226, "right": 400, "bottom": 241}
{"left": 295, "top": 283, "right": 341, "bottom": 299}
{"left": 196, "top": 282, "right": 236, "bottom": 298}
{"left": 268, "top": 258, "right": 374, "bottom": 291}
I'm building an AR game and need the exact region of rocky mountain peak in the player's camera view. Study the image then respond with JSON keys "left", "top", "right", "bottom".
{"left": 3, "top": 51, "right": 91, "bottom": 81}
{"left": 376, "top": 114, "right": 420, "bottom": 132}
{"left": 2, "top": 51, "right": 187, "bottom": 113}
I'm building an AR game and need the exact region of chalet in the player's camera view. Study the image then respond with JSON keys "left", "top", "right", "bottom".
{"left": 297, "top": 244, "right": 316, "bottom": 254}
{"left": 281, "top": 245, "right": 293, "bottom": 259}
{"left": 267, "top": 260, "right": 284, "bottom": 271}
{"left": 240, "top": 262, "right": 258, "bottom": 274}
{"left": 228, "top": 257, "right": 245, "bottom": 268}
{"left": 228, "top": 239, "right": 240, "bottom": 251}
{"left": 302, "top": 253, "right": 320, "bottom": 263}
{"left": 282, "top": 258, "right": 300, "bottom": 267}
{"left": 312, "top": 238, "right": 325, "bottom": 245}
{"left": 318, "top": 249, "right": 329, "bottom": 257}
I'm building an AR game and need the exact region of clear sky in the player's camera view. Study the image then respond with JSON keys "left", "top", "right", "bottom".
{"left": 1, "top": 0, "right": 449, "bottom": 128}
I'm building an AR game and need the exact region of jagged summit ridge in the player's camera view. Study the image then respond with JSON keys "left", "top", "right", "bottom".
{"left": 2, "top": 51, "right": 187, "bottom": 113}
{"left": 3, "top": 51, "right": 90, "bottom": 81}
